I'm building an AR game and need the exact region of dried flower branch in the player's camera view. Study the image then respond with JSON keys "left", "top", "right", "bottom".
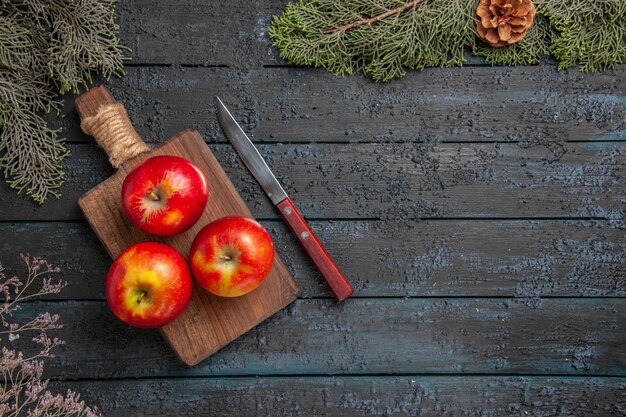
{"left": 0, "top": 255, "right": 101, "bottom": 417}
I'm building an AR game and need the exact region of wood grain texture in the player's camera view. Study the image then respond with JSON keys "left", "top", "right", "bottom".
{"left": 1, "top": 141, "right": 623, "bottom": 222}
{"left": 79, "top": 130, "right": 299, "bottom": 365}
{"left": 48, "top": 376, "right": 626, "bottom": 416}
{"left": 53, "top": 67, "right": 625, "bottom": 146}
{"left": 1, "top": 220, "right": 623, "bottom": 299}
{"left": 74, "top": 85, "right": 116, "bottom": 117}
{"left": 12, "top": 299, "right": 624, "bottom": 379}
{"left": 117, "top": 0, "right": 283, "bottom": 66}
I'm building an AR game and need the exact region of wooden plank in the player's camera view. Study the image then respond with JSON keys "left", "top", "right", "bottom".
{"left": 48, "top": 376, "right": 626, "bottom": 416}
{"left": 117, "top": 0, "right": 283, "bottom": 66}
{"left": 55, "top": 67, "right": 625, "bottom": 145}
{"left": 0, "top": 141, "right": 623, "bottom": 222}
{"left": 1, "top": 220, "right": 623, "bottom": 299}
{"left": 11, "top": 299, "right": 624, "bottom": 379}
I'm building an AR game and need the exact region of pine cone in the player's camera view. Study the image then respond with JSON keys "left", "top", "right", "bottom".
{"left": 475, "top": 0, "right": 536, "bottom": 47}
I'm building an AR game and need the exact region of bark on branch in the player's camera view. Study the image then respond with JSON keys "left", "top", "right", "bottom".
{"left": 325, "top": 0, "right": 427, "bottom": 34}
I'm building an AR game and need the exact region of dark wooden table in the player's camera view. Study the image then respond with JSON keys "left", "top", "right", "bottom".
{"left": 1, "top": 1, "right": 624, "bottom": 415}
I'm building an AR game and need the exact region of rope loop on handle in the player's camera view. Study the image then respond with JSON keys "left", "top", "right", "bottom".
{"left": 80, "top": 103, "right": 149, "bottom": 168}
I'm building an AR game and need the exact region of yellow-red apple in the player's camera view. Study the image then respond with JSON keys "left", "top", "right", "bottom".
{"left": 190, "top": 216, "right": 274, "bottom": 297}
{"left": 122, "top": 155, "right": 208, "bottom": 236}
{"left": 105, "top": 242, "right": 192, "bottom": 328}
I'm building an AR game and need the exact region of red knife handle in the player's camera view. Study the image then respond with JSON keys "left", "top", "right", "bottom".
{"left": 276, "top": 198, "right": 354, "bottom": 301}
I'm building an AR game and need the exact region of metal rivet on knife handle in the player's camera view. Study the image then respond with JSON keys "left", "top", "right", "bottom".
{"left": 276, "top": 198, "right": 354, "bottom": 301}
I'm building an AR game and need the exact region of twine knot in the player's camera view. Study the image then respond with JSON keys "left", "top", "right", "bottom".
{"left": 80, "top": 103, "right": 149, "bottom": 168}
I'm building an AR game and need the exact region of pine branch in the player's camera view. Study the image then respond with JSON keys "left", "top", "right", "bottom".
{"left": 326, "top": 0, "right": 427, "bottom": 34}
{"left": 0, "top": 0, "right": 128, "bottom": 203}
{"left": 269, "top": 0, "right": 478, "bottom": 81}
{"left": 270, "top": 0, "right": 626, "bottom": 81}
{"left": 539, "top": 0, "right": 626, "bottom": 72}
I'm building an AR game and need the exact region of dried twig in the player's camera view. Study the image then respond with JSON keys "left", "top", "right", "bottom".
{"left": 0, "top": 255, "right": 100, "bottom": 417}
{"left": 325, "top": 0, "right": 427, "bottom": 34}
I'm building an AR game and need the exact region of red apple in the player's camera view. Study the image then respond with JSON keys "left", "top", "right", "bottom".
{"left": 105, "top": 242, "right": 192, "bottom": 328}
{"left": 122, "top": 155, "right": 208, "bottom": 236}
{"left": 190, "top": 216, "right": 274, "bottom": 297}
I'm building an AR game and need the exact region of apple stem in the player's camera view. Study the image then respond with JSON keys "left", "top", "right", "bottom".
{"left": 137, "top": 291, "right": 147, "bottom": 303}
{"left": 147, "top": 191, "right": 160, "bottom": 201}
{"left": 219, "top": 255, "right": 232, "bottom": 261}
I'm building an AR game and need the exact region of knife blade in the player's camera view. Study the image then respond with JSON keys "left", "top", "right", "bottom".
{"left": 216, "top": 97, "right": 354, "bottom": 301}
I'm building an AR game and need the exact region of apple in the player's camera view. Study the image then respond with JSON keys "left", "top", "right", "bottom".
{"left": 190, "top": 216, "right": 274, "bottom": 297}
{"left": 105, "top": 242, "right": 192, "bottom": 328}
{"left": 122, "top": 155, "right": 208, "bottom": 236}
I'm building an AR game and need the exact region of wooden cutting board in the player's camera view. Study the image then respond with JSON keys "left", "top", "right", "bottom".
{"left": 76, "top": 86, "right": 300, "bottom": 366}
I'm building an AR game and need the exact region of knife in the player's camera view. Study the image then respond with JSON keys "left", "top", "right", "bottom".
{"left": 216, "top": 98, "right": 354, "bottom": 301}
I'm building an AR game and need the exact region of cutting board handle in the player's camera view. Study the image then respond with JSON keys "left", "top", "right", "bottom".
{"left": 76, "top": 86, "right": 150, "bottom": 168}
